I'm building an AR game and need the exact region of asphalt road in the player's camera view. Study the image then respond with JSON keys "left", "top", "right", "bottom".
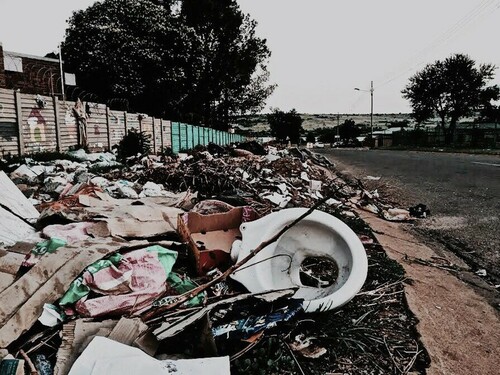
{"left": 317, "top": 149, "right": 500, "bottom": 281}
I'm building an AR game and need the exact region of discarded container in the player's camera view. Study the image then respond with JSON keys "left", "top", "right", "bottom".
{"left": 178, "top": 206, "right": 258, "bottom": 275}
{"left": 230, "top": 208, "right": 368, "bottom": 313}
{"left": 0, "top": 358, "right": 25, "bottom": 375}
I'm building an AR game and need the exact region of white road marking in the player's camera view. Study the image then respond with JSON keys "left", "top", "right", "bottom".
{"left": 471, "top": 162, "right": 500, "bottom": 167}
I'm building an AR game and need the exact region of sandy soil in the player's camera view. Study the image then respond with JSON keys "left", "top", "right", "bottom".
{"left": 359, "top": 212, "right": 500, "bottom": 375}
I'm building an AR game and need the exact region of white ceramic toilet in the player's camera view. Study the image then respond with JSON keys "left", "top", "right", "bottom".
{"left": 230, "top": 208, "right": 368, "bottom": 313}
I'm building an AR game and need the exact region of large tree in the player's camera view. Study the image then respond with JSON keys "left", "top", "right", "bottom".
{"left": 179, "top": 0, "right": 274, "bottom": 128}
{"left": 62, "top": 0, "right": 193, "bottom": 116}
{"left": 62, "top": 0, "right": 274, "bottom": 127}
{"left": 267, "top": 109, "right": 304, "bottom": 144}
{"left": 402, "top": 54, "right": 499, "bottom": 144}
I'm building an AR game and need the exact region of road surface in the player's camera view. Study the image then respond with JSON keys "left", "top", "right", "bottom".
{"left": 317, "top": 149, "right": 500, "bottom": 282}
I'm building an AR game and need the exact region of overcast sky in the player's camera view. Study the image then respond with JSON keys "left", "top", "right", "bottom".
{"left": 1, "top": 0, "right": 499, "bottom": 114}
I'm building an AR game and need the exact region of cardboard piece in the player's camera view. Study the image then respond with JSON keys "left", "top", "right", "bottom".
{"left": 177, "top": 207, "right": 258, "bottom": 275}
{"left": 79, "top": 193, "right": 183, "bottom": 238}
{"left": 0, "top": 250, "right": 25, "bottom": 275}
{"left": 0, "top": 206, "right": 38, "bottom": 246}
{"left": 107, "top": 317, "right": 149, "bottom": 346}
{"left": 0, "top": 239, "right": 140, "bottom": 348}
{"left": 54, "top": 319, "right": 118, "bottom": 375}
{"left": 67, "top": 336, "right": 230, "bottom": 375}
{"left": 0, "top": 272, "right": 15, "bottom": 293}
{"left": 0, "top": 171, "right": 40, "bottom": 221}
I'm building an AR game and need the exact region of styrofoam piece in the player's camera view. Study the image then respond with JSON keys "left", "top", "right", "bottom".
{"left": 230, "top": 208, "right": 368, "bottom": 313}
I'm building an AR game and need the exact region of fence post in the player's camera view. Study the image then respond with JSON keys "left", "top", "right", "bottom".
{"left": 53, "top": 96, "right": 62, "bottom": 152}
{"left": 14, "top": 91, "right": 25, "bottom": 155}
{"left": 152, "top": 117, "right": 156, "bottom": 153}
{"left": 160, "top": 119, "right": 164, "bottom": 151}
{"left": 123, "top": 111, "right": 128, "bottom": 135}
{"left": 105, "top": 107, "right": 112, "bottom": 151}
{"left": 177, "top": 123, "right": 181, "bottom": 151}
{"left": 191, "top": 124, "right": 195, "bottom": 148}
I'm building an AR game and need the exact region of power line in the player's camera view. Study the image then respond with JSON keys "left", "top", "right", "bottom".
{"left": 376, "top": 0, "right": 499, "bottom": 89}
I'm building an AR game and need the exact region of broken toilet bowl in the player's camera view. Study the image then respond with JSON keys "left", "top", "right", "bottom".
{"left": 230, "top": 208, "right": 368, "bottom": 313}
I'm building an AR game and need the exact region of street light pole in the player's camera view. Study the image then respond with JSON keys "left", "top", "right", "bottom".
{"left": 354, "top": 81, "right": 374, "bottom": 138}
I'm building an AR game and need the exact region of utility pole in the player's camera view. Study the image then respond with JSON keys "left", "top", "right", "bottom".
{"left": 354, "top": 81, "right": 374, "bottom": 138}
{"left": 370, "top": 80, "right": 374, "bottom": 138}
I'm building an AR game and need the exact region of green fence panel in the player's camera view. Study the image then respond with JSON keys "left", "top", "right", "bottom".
{"left": 171, "top": 122, "right": 181, "bottom": 154}
{"left": 202, "top": 127, "right": 208, "bottom": 145}
{"left": 179, "top": 123, "right": 188, "bottom": 151}
{"left": 193, "top": 126, "right": 200, "bottom": 147}
{"left": 186, "top": 124, "right": 193, "bottom": 149}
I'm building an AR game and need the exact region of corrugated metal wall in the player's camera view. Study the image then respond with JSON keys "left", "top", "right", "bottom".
{"left": 162, "top": 120, "right": 172, "bottom": 150}
{"left": 0, "top": 89, "right": 19, "bottom": 156}
{"left": 109, "top": 110, "right": 126, "bottom": 148}
{"left": 58, "top": 100, "right": 78, "bottom": 151}
{"left": 20, "top": 93, "right": 57, "bottom": 153}
{"left": 85, "top": 102, "right": 108, "bottom": 152}
{"left": 0, "top": 89, "right": 245, "bottom": 156}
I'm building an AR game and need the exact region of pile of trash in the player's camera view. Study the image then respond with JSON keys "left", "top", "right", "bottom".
{"left": 0, "top": 144, "right": 429, "bottom": 374}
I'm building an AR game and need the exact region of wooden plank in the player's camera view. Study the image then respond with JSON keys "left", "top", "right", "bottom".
{"left": 14, "top": 91, "right": 24, "bottom": 155}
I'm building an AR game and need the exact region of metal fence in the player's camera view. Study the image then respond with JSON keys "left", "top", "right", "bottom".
{"left": 0, "top": 88, "right": 244, "bottom": 157}
{"left": 390, "top": 127, "right": 500, "bottom": 148}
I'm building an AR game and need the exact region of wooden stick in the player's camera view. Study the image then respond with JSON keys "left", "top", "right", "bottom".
{"left": 142, "top": 194, "right": 332, "bottom": 321}
{"left": 19, "top": 349, "right": 38, "bottom": 375}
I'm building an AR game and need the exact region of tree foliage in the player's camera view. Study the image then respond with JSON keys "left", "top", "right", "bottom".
{"left": 402, "top": 54, "right": 499, "bottom": 144}
{"left": 267, "top": 109, "right": 303, "bottom": 144}
{"left": 62, "top": 0, "right": 274, "bottom": 129}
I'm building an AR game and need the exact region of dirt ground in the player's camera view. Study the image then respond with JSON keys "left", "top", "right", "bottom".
{"left": 360, "top": 212, "right": 500, "bottom": 375}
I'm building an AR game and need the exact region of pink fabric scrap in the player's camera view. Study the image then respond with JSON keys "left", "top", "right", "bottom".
{"left": 76, "top": 249, "right": 167, "bottom": 317}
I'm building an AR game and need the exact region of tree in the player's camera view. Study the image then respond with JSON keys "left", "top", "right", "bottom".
{"left": 338, "top": 119, "right": 361, "bottom": 140}
{"left": 402, "top": 54, "right": 499, "bottom": 144}
{"left": 63, "top": 0, "right": 193, "bottom": 116}
{"left": 267, "top": 109, "right": 304, "bottom": 144}
{"left": 306, "top": 132, "right": 316, "bottom": 143}
{"left": 179, "top": 0, "right": 275, "bottom": 129}
{"left": 62, "top": 0, "right": 274, "bottom": 127}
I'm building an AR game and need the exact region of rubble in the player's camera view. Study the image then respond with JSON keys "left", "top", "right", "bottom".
{"left": 0, "top": 145, "right": 430, "bottom": 374}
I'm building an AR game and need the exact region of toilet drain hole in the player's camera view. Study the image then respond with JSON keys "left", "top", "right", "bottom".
{"left": 299, "top": 257, "right": 339, "bottom": 288}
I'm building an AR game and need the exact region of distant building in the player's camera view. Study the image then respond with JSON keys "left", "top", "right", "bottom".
{"left": 0, "top": 42, "right": 75, "bottom": 97}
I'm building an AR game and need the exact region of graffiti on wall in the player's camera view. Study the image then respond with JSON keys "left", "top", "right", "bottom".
{"left": 27, "top": 108, "right": 46, "bottom": 142}
{"left": 65, "top": 109, "right": 77, "bottom": 140}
